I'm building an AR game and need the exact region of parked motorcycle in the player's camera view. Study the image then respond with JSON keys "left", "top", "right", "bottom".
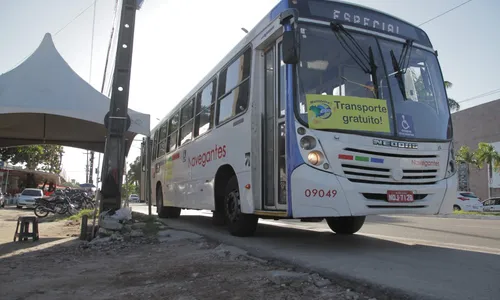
{"left": 33, "top": 195, "right": 75, "bottom": 218}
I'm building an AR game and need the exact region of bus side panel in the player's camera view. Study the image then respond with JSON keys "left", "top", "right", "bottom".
{"left": 182, "top": 114, "right": 253, "bottom": 213}
{"left": 290, "top": 164, "right": 352, "bottom": 218}
{"left": 236, "top": 171, "right": 253, "bottom": 214}
{"left": 185, "top": 132, "right": 220, "bottom": 210}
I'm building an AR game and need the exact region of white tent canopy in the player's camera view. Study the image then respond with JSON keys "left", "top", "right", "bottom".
{"left": 0, "top": 33, "right": 150, "bottom": 153}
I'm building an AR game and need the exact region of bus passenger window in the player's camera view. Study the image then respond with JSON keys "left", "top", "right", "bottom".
{"left": 158, "top": 122, "right": 167, "bottom": 157}
{"left": 179, "top": 99, "right": 194, "bottom": 146}
{"left": 216, "top": 48, "right": 252, "bottom": 124}
{"left": 195, "top": 79, "right": 216, "bottom": 137}
{"left": 167, "top": 113, "right": 178, "bottom": 152}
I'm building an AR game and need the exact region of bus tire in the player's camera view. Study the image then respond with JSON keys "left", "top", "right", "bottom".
{"left": 224, "top": 175, "right": 258, "bottom": 237}
{"left": 157, "top": 187, "right": 181, "bottom": 219}
{"left": 325, "top": 216, "right": 365, "bottom": 235}
{"left": 156, "top": 186, "right": 168, "bottom": 218}
{"left": 212, "top": 210, "right": 226, "bottom": 226}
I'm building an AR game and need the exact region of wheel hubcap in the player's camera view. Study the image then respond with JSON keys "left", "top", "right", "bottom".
{"left": 225, "top": 189, "right": 240, "bottom": 223}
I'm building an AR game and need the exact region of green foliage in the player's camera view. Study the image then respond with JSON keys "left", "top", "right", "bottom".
{"left": 66, "top": 209, "right": 96, "bottom": 221}
{"left": 455, "top": 146, "right": 479, "bottom": 168}
{"left": 475, "top": 142, "right": 500, "bottom": 174}
{"left": 0, "top": 145, "right": 64, "bottom": 172}
{"left": 413, "top": 78, "right": 459, "bottom": 112}
{"left": 124, "top": 156, "right": 142, "bottom": 196}
{"left": 444, "top": 81, "right": 460, "bottom": 112}
{"left": 122, "top": 182, "right": 138, "bottom": 197}
{"left": 61, "top": 181, "right": 81, "bottom": 188}
{"left": 127, "top": 156, "right": 141, "bottom": 185}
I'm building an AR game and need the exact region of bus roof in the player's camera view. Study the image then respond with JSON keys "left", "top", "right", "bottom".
{"left": 152, "top": 0, "right": 432, "bottom": 132}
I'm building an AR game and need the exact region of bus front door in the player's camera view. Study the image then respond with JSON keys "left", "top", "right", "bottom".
{"left": 262, "top": 40, "right": 287, "bottom": 212}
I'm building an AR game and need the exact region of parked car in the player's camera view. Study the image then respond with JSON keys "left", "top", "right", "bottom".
{"left": 0, "top": 192, "right": 5, "bottom": 208}
{"left": 481, "top": 197, "right": 500, "bottom": 212}
{"left": 454, "top": 191, "right": 483, "bottom": 212}
{"left": 17, "top": 188, "right": 44, "bottom": 208}
{"left": 128, "top": 194, "right": 140, "bottom": 203}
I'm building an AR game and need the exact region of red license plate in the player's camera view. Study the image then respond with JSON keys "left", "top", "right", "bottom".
{"left": 387, "top": 190, "right": 414, "bottom": 203}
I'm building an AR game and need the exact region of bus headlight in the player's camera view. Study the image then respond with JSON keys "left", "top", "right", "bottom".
{"left": 300, "top": 136, "right": 317, "bottom": 150}
{"left": 307, "top": 151, "right": 323, "bottom": 165}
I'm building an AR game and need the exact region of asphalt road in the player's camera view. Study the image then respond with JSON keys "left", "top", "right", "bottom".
{"left": 132, "top": 204, "right": 500, "bottom": 300}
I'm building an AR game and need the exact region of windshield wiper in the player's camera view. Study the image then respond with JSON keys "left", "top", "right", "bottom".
{"left": 389, "top": 39, "right": 414, "bottom": 100}
{"left": 330, "top": 22, "right": 379, "bottom": 98}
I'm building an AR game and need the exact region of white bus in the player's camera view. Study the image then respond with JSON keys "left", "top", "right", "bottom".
{"left": 145, "top": 0, "right": 457, "bottom": 237}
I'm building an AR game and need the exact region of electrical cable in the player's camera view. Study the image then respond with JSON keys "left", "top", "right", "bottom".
{"left": 419, "top": 0, "right": 473, "bottom": 26}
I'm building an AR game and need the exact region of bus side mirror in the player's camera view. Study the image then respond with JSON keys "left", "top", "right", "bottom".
{"left": 282, "top": 31, "right": 299, "bottom": 64}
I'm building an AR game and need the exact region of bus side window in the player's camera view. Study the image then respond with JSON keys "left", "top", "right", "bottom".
{"left": 195, "top": 79, "right": 216, "bottom": 137}
{"left": 153, "top": 130, "right": 159, "bottom": 159}
{"left": 167, "top": 113, "right": 179, "bottom": 152}
{"left": 158, "top": 122, "right": 168, "bottom": 157}
{"left": 216, "top": 47, "right": 252, "bottom": 124}
{"left": 179, "top": 98, "right": 194, "bottom": 146}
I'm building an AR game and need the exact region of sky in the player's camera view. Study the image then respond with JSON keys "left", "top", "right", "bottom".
{"left": 1, "top": 0, "right": 499, "bottom": 184}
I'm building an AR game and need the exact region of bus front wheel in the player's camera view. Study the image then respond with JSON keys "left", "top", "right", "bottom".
{"left": 224, "top": 175, "right": 258, "bottom": 237}
{"left": 325, "top": 216, "right": 365, "bottom": 235}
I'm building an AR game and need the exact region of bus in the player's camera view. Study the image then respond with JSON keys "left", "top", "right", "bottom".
{"left": 143, "top": 0, "right": 457, "bottom": 237}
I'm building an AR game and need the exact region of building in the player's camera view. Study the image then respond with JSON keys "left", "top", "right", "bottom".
{"left": 452, "top": 98, "right": 500, "bottom": 200}
{"left": 0, "top": 162, "right": 67, "bottom": 195}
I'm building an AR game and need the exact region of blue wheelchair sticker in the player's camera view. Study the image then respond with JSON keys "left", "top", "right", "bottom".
{"left": 396, "top": 113, "right": 415, "bottom": 137}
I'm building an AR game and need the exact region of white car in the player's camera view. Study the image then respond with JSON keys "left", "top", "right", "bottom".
{"left": 17, "top": 188, "right": 44, "bottom": 208}
{"left": 128, "top": 194, "right": 140, "bottom": 203}
{"left": 481, "top": 197, "right": 500, "bottom": 212}
{"left": 454, "top": 191, "right": 483, "bottom": 212}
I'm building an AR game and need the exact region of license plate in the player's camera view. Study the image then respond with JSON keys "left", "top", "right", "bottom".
{"left": 387, "top": 190, "right": 414, "bottom": 203}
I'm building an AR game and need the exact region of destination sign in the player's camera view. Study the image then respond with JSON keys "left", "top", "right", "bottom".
{"left": 289, "top": 0, "right": 432, "bottom": 48}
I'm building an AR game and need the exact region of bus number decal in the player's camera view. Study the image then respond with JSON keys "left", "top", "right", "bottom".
{"left": 304, "top": 189, "right": 337, "bottom": 198}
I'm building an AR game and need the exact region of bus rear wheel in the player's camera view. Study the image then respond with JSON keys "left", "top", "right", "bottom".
{"left": 157, "top": 186, "right": 181, "bottom": 219}
{"left": 224, "top": 175, "right": 258, "bottom": 237}
{"left": 325, "top": 216, "right": 365, "bottom": 235}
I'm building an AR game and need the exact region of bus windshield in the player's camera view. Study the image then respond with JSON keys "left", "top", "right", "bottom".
{"left": 295, "top": 23, "right": 451, "bottom": 141}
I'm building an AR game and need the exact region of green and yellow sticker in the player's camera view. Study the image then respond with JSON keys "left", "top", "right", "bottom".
{"left": 306, "top": 94, "right": 390, "bottom": 133}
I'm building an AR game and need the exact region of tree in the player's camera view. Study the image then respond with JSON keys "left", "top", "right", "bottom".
{"left": 455, "top": 146, "right": 478, "bottom": 191}
{"left": 445, "top": 81, "right": 460, "bottom": 112}
{"left": 413, "top": 77, "right": 460, "bottom": 112}
{"left": 0, "top": 145, "right": 64, "bottom": 172}
{"left": 474, "top": 142, "right": 500, "bottom": 197}
{"left": 126, "top": 156, "right": 142, "bottom": 186}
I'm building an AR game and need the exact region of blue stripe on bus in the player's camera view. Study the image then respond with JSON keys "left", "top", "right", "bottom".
{"left": 284, "top": 20, "right": 304, "bottom": 218}
{"left": 270, "top": 0, "right": 289, "bottom": 20}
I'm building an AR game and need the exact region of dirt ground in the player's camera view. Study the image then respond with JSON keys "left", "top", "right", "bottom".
{"left": 0, "top": 207, "right": 375, "bottom": 300}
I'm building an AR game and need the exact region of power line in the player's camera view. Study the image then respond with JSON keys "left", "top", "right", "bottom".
{"left": 54, "top": 0, "right": 100, "bottom": 37}
{"left": 419, "top": 0, "right": 473, "bottom": 26}
{"left": 458, "top": 88, "right": 500, "bottom": 103}
{"left": 88, "top": 0, "right": 98, "bottom": 83}
{"left": 6, "top": 0, "right": 101, "bottom": 72}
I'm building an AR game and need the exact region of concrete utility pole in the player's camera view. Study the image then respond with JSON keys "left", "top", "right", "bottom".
{"left": 85, "top": 150, "right": 90, "bottom": 183}
{"left": 89, "top": 151, "right": 94, "bottom": 184}
{"left": 99, "top": 0, "right": 142, "bottom": 212}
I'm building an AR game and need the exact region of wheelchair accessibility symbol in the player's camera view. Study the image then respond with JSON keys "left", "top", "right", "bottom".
{"left": 396, "top": 113, "right": 415, "bottom": 137}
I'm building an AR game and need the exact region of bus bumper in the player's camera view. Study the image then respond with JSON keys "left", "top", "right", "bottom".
{"left": 290, "top": 164, "right": 457, "bottom": 218}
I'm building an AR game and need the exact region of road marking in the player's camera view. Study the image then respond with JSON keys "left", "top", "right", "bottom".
{"left": 360, "top": 232, "right": 500, "bottom": 255}
{"left": 259, "top": 219, "right": 500, "bottom": 255}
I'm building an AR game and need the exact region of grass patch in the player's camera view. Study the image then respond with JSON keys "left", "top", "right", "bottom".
{"left": 66, "top": 209, "right": 97, "bottom": 221}
{"left": 131, "top": 211, "right": 162, "bottom": 236}
{"left": 131, "top": 211, "right": 156, "bottom": 223}
{"left": 453, "top": 210, "right": 500, "bottom": 216}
